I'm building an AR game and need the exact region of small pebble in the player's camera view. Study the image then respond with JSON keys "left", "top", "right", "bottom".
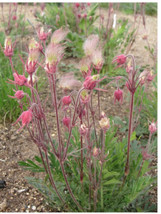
{"left": 32, "top": 205, "right": 36, "bottom": 211}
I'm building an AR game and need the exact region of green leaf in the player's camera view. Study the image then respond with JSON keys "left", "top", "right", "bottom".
{"left": 104, "top": 178, "right": 121, "bottom": 185}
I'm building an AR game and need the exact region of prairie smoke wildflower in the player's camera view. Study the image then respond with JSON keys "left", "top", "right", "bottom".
{"left": 112, "top": 54, "right": 126, "bottom": 66}
{"left": 83, "top": 13, "right": 87, "bottom": 19}
{"left": 29, "top": 38, "right": 42, "bottom": 52}
{"left": 149, "top": 121, "right": 157, "bottom": 134}
{"left": 13, "top": 110, "right": 32, "bottom": 131}
{"left": 12, "top": 15, "right": 17, "bottom": 21}
{"left": 99, "top": 116, "right": 110, "bottom": 132}
{"left": 37, "top": 27, "right": 51, "bottom": 41}
{"left": 139, "top": 70, "right": 148, "bottom": 85}
{"left": 83, "top": 74, "right": 99, "bottom": 90}
{"left": 45, "top": 44, "right": 64, "bottom": 74}
{"left": 9, "top": 90, "right": 24, "bottom": 100}
{"left": 147, "top": 70, "right": 155, "bottom": 82}
{"left": 78, "top": 14, "right": 81, "bottom": 19}
{"left": 92, "top": 49, "right": 104, "bottom": 71}
{"left": 8, "top": 73, "right": 28, "bottom": 86}
{"left": 114, "top": 88, "right": 123, "bottom": 104}
{"left": 93, "top": 147, "right": 100, "bottom": 157}
{"left": 83, "top": 34, "right": 99, "bottom": 56}
{"left": 79, "top": 123, "right": 88, "bottom": 136}
{"left": 25, "top": 50, "right": 39, "bottom": 74}
{"left": 141, "top": 147, "right": 152, "bottom": 160}
{"left": 80, "top": 89, "right": 90, "bottom": 104}
{"left": 51, "top": 28, "right": 68, "bottom": 45}
{"left": 100, "top": 111, "right": 106, "bottom": 119}
{"left": 63, "top": 116, "right": 71, "bottom": 129}
{"left": 62, "top": 96, "right": 72, "bottom": 106}
{"left": 79, "top": 57, "right": 91, "bottom": 78}
{"left": 59, "top": 72, "right": 82, "bottom": 92}
{"left": 75, "top": 3, "right": 80, "bottom": 8}
{"left": 4, "top": 37, "right": 13, "bottom": 57}
{"left": 87, "top": 2, "right": 91, "bottom": 6}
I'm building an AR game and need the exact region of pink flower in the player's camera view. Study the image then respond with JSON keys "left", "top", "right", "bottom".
{"left": 114, "top": 88, "right": 123, "bottom": 104}
{"left": 78, "top": 14, "right": 81, "bottom": 19}
{"left": 83, "top": 75, "right": 99, "bottom": 90}
{"left": 51, "top": 27, "right": 68, "bottom": 44}
{"left": 80, "top": 89, "right": 90, "bottom": 104}
{"left": 13, "top": 109, "right": 32, "bottom": 131}
{"left": 83, "top": 34, "right": 99, "bottom": 56}
{"left": 92, "top": 49, "right": 104, "bottom": 72}
{"left": 45, "top": 44, "right": 64, "bottom": 74}
{"left": 37, "top": 27, "right": 50, "bottom": 41}
{"left": 112, "top": 54, "right": 126, "bottom": 65}
{"left": 93, "top": 147, "right": 100, "bottom": 157}
{"left": 149, "top": 121, "right": 157, "bottom": 134}
{"left": 62, "top": 96, "right": 72, "bottom": 106}
{"left": 79, "top": 57, "right": 91, "bottom": 78}
{"left": 147, "top": 70, "right": 154, "bottom": 82}
{"left": 8, "top": 73, "right": 28, "bottom": 86}
{"left": 75, "top": 3, "right": 80, "bottom": 8}
{"left": 29, "top": 38, "right": 42, "bottom": 52}
{"left": 141, "top": 147, "right": 152, "bottom": 160}
{"left": 12, "top": 15, "right": 17, "bottom": 21}
{"left": 99, "top": 117, "right": 110, "bottom": 132}
{"left": 87, "top": 3, "right": 91, "bottom": 6}
{"left": 63, "top": 117, "right": 71, "bottom": 129}
{"left": 79, "top": 123, "right": 88, "bottom": 136}
{"left": 25, "top": 50, "right": 39, "bottom": 74}
{"left": 83, "top": 13, "right": 87, "bottom": 19}
{"left": 4, "top": 37, "right": 13, "bottom": 57}
{"left": 139, "top": 70, "right": 148, "bottom": 85}
{"left": 9, "top": 90, "right": 24, "bottom": 100}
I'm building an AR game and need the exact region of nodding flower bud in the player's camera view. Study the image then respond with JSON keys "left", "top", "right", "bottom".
{"left": 149, "top": 121, "right": 157, "bottom": 134}
{"left": 83, "top": 13, "right": 87, "bottom": 19}
{"left": 100, "top": 111, "right": 106, "bottom": 119}
{"left": 45, "top": 44, "right": 64, "bottom": 74}
{"left": 139, "top": 70, "right": 148, "bottom": 85}
{"left": 92, "top": 49, "right": 104, "bottom": 72}
{"left": 93, "top": 146, "right": 100, "bottom": 157}
{"left": 13, "top": 109, "right": 32, "bottom": 131}
{"left": 37, "top": 27, "right": 50, "bottom": 41}
{"left": 62, "top": 96, "right": 72, "bottom": 106}
{"left": 9, "top": 90, "right": 25, "bottom": 100}
{"left": 27, "top": 74, "right": 38, "bottom": 86}
{"left": 112, "top": 54, "right": 126, "bottom": 65}
{"left": 63, "top": 116, "right": 71, "bottom": 129}
{"left": 87, "top": 2, "right": 91, "bottom": 6}
{"left": 25, "top": 50, "right": 39, "bottom": 74}
{"left": 51, "top": 27, "right": 68, "bottom": 45}
{"left": 29, "top": 38, "right": 43, "bottom": 52}
{"left": 147, "top": 70, "right": 154, "bottom": 82}
{"left": 79, "top": 57, "right": 91, "bottom": 78}
{"left": 83, "top": 74, "right": 99, "bottom": 90}
{"left": 12, "top": 15, "right": 17, "bottom": 21}
{"left": 80, "top": 89, "right": 90, "bottom": 104}
{"left": 114, "top": 88, "right": 123, "bottom": 104}
{"left": 83, "top": 34, "right": 99, "bottom": 56}
{"left": 78, "top": 14, "right": 81, "bottom": 19}
{"left": 79, "top": 123, "right": 88, "bottom": 136}
{"left": 75, "top": 3, "right": 80, "bottom": 8}
{"left": 14, "top": 90, "right": 24, "bottom": 99}
{"left": 4, "top": 37, "right": 13, "bottom": 57}
{"left": 13, "top": 73, "right": 28, "bottom": 86}
{"left": 99, "top": 116, "right": 110, "bottom": 132}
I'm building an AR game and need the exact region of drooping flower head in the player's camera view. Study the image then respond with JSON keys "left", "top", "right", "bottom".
{"left": 79, "top": 123, "right": 88, "bottom": 136}
{"left": 13, "top": 109, "right": 32, "bottom": 131}
{"left": 114, "top": 88, "right": 123, "bottom": 104}
{"left": 83, "top": 34, "right": 99, "bottom": 56}
{"left": 26, "top": 49, "right": 39, "bottom": 74}
{"left": 4, "top": 37, "right": 13, "bottom": 57}
{"left": 37, "top": 27, "right": 51, "bottom": 41}
{"left": 80, "top": 89, "right": 90, "bottom": 104}
{"left": 99, "top": 115, "right": 110, "bottom": 132}
{"left": 147, "top": 70, "right": 155, "bottom": 82}
{"left": 63, "top": 116, "right": 71, "bottom": 130}
{"left": 9, "top": 90, "right": 24, "bottom": 100}
{"left": 10, "top": 73, "right": 28, "bottom": 86}
{"left": 79, "top": 57, "right": 91, "bottom": 78}
{"left": 92, "top": 49, "right": 104, "bottom": 72}
{"left": 45, "top": 44, "right": 64, "bottom": 74}
{"left": 51, "top": 28, "right": 68, "bottom": 45}
{"left": 112, "top": 54, "right": 126, "bottom": 66}
{"left": 62, "top": 96, "right": 72, "bottom": 106}
{"left": 12, "top": 15, "right": 17, "bottom": 21}
{"left": 149, "top": 121, "right": 157, "bottom": 134}
{"left": 83, "top": 74, "right": 99, "bottom": 90}
{"left": 139, "top": 70, "right": 148, "bottom": 85}
{"left": 29, "top": 38, "right": 43, "bottom": 52}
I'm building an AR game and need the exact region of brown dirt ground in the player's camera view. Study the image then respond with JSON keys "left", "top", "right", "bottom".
{"left": 0, "top": 3, "right": 157, "bottom": 212}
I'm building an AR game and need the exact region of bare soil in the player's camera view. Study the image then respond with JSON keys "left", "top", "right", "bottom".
{"left": 0, "top": 3, "right": 157, "bottom": 212}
